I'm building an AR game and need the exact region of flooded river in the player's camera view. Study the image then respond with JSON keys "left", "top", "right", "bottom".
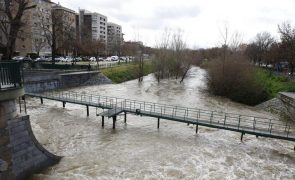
{"left": 27, "top": 67, "right": 295, "bottom": 179}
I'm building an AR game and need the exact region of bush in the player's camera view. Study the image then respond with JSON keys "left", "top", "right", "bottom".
{"left": 207, "top": 54, "right": 268, "bottom": 105}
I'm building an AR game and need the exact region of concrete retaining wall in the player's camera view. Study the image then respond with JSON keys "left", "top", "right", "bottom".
{"left": 24, "top": 70, "right": 112, "bottom": 93}
{"left": 0, "top": 100, "right": 61, "bottom": 179}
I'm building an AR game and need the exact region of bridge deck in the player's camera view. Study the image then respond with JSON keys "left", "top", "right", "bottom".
{"left": 99, "top": 108, "right": 124, "bottom": 117}
{"left": 26, "top": 91, "right": 295, "bottom": 142}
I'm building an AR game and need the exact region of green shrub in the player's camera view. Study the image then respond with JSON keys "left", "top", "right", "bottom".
{"left": 207, "top": 54, "right": 269, "bottom": 105}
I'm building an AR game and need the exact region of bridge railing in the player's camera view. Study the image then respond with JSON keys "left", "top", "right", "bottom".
{"left": 120, "top": 98, "right": 292, "bottom": 135}
{"left": 0, "top": 62, "right": 23, "bottom": 90}
{"left": 33, "top": 90, "right": 295, "bottom": 137}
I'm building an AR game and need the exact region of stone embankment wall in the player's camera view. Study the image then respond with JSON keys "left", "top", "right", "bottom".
{"left": 279, "top": 92, "right": 295, "bottom": 121}
{"left": 256, "top": 92, "right": 295, "bottom": 121}
{"left": 24, "top": 70, "right": 112, "bottom": 92}
{"left": 0, "top": 100, "right": 61, "bottom": 179}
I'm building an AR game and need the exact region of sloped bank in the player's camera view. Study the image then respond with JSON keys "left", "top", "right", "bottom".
{"left": 256, "top": 92, "right": 295, "bottom": 121}
{"left": 101, "top": 63, "right": 154, "bottom": 83}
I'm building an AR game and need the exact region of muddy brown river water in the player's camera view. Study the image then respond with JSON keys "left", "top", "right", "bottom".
{"left": 27, "top": 67, "right": 295, "bottom": 179}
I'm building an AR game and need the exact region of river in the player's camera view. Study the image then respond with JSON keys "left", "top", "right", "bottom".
{"left": 27, "top": 67, "right": 295, "bottom": 179}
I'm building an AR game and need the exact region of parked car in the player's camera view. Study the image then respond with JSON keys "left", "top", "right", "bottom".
{"left": 98, "top": 57, "right": 104, "bottom": 61}
{"left": 111, "top": 56, "right": 119, "bottom": 61}
{"left": 106, "top": 57, "right": 112, "bottom": 61}
{"left": 35, "top": 57, "right": 47, "bottom": 62}
{"left": 64, "top": 56, "right": 73, "bottom": 62}
{"left": 90, "top": 57, "right": 96, "bottom": 61}
{"left": 12, "top": 56, "right": 32, "bottom": 62}
{"left": 46, "top": 57, "right": 53, "bottom": 61}
{"left": 55, "top": 57, "right": 65, "bottom": 62}
{"left": 23, "top": 57, "right": 32, "bottom": 61}
{"left": 74, "top": 57, "right": 82, "bottom": 61}
{"left": 119, "top": 56, "right": 127, "bottom": 61}
{"left": 12, "top": 56, "right": 24, "bottom": 61}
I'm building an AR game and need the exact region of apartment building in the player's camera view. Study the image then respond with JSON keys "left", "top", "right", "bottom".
{"left": 78, "top": 9, "right": 107, "bottom": 44}
{"left": 15, "top": 0, "right": 53, "bottom": 56}
{"left": 107, "top": 22, "right": 124, "bottom": 55}
{"left": 52, "top": 3, "right": 77, "bottom": 56}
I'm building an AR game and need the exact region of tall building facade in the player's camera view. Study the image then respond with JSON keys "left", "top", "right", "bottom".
{"left": 78, "top": 9, "right": 107, "bottom": 44}
{"left": 52, "top": 3, "right": 76, "bottom": 56}
{"left": 15, "top": 0, "right": 53, "bottom": 56}
{"left": 107, "top": 22, "right": 124, "bottom": 55}
{"left": 0, "top": 0, "right": 7, "bottom": 50}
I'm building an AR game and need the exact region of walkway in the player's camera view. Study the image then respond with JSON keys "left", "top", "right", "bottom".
{"left": 26, "top": 90, "right": 295, "bottom": 143}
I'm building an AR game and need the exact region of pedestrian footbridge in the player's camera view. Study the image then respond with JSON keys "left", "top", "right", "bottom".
{"left": 25, "top": 90, "right": 295, "bottom": 149}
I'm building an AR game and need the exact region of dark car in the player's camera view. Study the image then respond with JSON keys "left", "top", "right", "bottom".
{"left": 23, "top": 57, "right": 32, "bottom": 62}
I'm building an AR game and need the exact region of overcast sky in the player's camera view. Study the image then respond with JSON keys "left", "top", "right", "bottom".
{"left": 52, "top": 0, "right": 295, "bottom": 48}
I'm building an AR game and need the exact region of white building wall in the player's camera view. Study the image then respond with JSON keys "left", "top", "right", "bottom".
{"left": 90, "top": 13, "right": 107, "bottom": 44}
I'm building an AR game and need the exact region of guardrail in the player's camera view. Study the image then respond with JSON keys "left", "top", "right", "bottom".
{"left": 0, "top": 62, "right": 23, "bottom": 90}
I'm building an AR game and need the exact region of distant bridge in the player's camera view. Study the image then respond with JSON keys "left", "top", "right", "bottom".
{"left": 25, "top": 90, "right": 295, "bottom": 149}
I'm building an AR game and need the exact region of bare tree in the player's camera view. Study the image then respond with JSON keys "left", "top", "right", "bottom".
{"left": 219, "top": 25, "right": 230, "bottom": 75}
{"left": 154, "top": 29, "right": 171, "bottom": 82}
{"left": 278, "top": 22, "right": 295, "bottom": 75}
{"left": 32, "top": 38, "right": 46, "bottom": 56}
{"left": 39, "top": 5, "right": 75, "bottom": 63}
{"left": 0, "top": 0, "right": 35, "bottom": 60}
{"left": 230, "top": 32, "right": 243, "bottom": 52}
{"left": 153, "top": 29, "right": 194, "bottom": 83}
{"left": 253, "top": 32, "right": 274, "bottom": 66}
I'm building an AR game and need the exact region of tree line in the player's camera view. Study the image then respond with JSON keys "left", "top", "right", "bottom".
{"left": 203, "top": 23, "right": 295, "bottom": 105}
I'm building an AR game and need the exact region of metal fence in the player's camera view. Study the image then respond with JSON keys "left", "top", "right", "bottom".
{"left": 0, "top": 62, "right": 23, "bottom": 90}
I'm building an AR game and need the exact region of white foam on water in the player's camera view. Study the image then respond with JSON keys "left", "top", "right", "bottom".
{"left": 27, "top": 67, "right": 295, "bottom": 179}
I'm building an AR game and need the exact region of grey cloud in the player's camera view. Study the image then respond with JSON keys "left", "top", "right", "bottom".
{"left": 154, "top": 5, "right": 200, "bottom": 19}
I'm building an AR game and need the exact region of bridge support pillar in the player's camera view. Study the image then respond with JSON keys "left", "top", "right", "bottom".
{"left": 101, "top": 116, "right": 104, "bottom": 128}
{"left": 62, "top": 102, "right": 66, "bottom": 108}
{"left": 157, "top": 118, "right": 160, "bottom": 129}
{"left": 241, "top": 132, "right": 245, "bottom": 141}
{"left": 256, "top": 135, "right": 259, "bottom": 138}
{"left": 124, "top": 112, "right": 127, "bottom": 123}
{"left": 196, "top": 124, "right": 199, "bottom": 134}
{"left": 19, "top": 97, "right": 22, "bottom": 113}
{"left": 113, "top": 116, "right": 117, "bottom": 129}
{"left": 40, "top": 97, "right": 43, "bottom": 104}
{"left": 22, "top": 96, "right": 27, "bottom": 114}
{"left": 187, "top": 123, "right": 190, "bottom": 126}
{"left": 86, "top": 105, "right": 89, "bottom": 116}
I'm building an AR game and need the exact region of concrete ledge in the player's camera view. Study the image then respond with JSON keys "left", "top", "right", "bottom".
{"left": 0, "top": 88, "right": 24, "bottom": 101}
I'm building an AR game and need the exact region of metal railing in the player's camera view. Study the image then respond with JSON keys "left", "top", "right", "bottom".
{"left": 0, "top": 62, "right": 23, "bottom": 90}
{"left": 26, "top": 90, "right": 295, "bottom": 140}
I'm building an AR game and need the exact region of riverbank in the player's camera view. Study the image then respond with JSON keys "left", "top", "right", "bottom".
{"left": 101, "top": 62, "right": 154, "bottom": 83}
{"left": 256, "top": 69, "right": 295, "bottom": 98}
